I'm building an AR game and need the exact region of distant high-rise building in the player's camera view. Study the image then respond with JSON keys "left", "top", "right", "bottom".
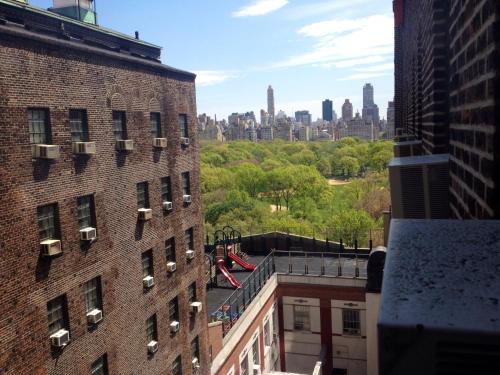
{"left": 260, "top": 109, "right": 269, "bottom": 126}
{"left": 322, "top": 99, "right": 333, "bottom": 121}
{"left": 295, "top": 110, "right": 312, "bottom": 126}
{"left": 267, "top": 85, "right": 275, "bottom": 124}
{"left": 385, "top": 101, "right": 395, "bottom": 139}
{"left": 362, "top": 83, "right": 380, "bottom": 125}
{"left": 332, "top": 110, "right": 338, "bottom": 122}
{"left": 342, "top": 99, "right": 353, "bottom": 120}
{"left": 363, "top": 83, "right": 375, "bottom": 107}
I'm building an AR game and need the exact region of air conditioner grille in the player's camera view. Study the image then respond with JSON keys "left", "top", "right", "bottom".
{"left": 435, "top": 341, "right": 500, "bottom": 374}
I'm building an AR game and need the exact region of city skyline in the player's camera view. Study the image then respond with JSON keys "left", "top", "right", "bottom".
{"left": 28, "top": 0, "right": 395, "bottom": 120}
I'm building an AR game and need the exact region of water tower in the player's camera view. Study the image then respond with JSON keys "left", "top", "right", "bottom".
{"left": 49, "top": 0, "right": 97, "bottom": 25}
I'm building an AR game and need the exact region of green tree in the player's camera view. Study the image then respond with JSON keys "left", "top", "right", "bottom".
{"left": 338, "top": 156, "right": 360, "bottom": 177}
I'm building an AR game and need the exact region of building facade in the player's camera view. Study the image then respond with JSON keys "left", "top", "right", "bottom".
{"left": 342, "top": 99, "right": 353, "bottom": 121}
{"left": 322, "top": 100, "right": 333, "bottom": 122}
{"left": 0, "top": 1, "right": 208, "bottom": 374}
{"left": 267, "top": 86, "right": 275, "bottom": 125}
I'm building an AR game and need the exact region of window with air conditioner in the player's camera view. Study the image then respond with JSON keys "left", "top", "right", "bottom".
{"left": 70, "top": 109, "right": 89, "bottom": 142}
{"left": 161, "top": 176, "right": 173, "bottom": 208}
{"left": 47, "top": 295, "right": 69, "bottom": 342}
{"left": 185, "top": 228, "right": 194, "bottom": 252}
{"left": 169, "top": 296, "right": 179, "bottom": 323}
{"left": 146, "top": 314, "right": 158, "bottom": 353}
{"left": 150, "top": 112, "right": 161, "bottom": 138}
{"left": 137, "top": 182, "right": 150, "bottom": 209}
{"left": 191, "top": 336, "right": 200, "bottom": 363}
{"left": 91, "top": 354, "right": 109, "bottom": 375}
{"left": 165, "top": 237, "right": 176, "bottom": 263}
{"left": 38, "top": 203, "right": 59, "bottom": 242}
{"left": 179, "top": 114, "right": 188, "bottom": 138}
{"left": 188, "top": 282, "right": 197, "bottom": 304}
{"left": 28, "top": 108, "right": 51, "bottom": 144}
{"left": 142, "top": 250, "right": 154, "bottom": 289}
{"left": 172, "top": 355, "right": 182, "bottom": 375}
{"left": 112, "top": 111, "right": 127, "bottom": 141}
{"left": 84, "top": 277, "right": 103, "bottom": 324}
{"left": 181, "top": 172, "right": 191, "bottom": 196}
{"left": 293, "top": 305, "right": 310, "bottom": 331}
{"left": 342, "top": 309, "right": 360, "bottom": 336}
{"left": 77, "top": 195, "right": 97, "bottom": 241}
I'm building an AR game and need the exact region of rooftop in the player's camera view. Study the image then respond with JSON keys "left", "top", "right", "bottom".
{"left": 388, "top": 153, "right": 449, "bottom": 167}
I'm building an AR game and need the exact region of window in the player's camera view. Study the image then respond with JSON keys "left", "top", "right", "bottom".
{"left": 165, "top": 238, "right": 176, "bottom": 262}
{"left": 142, "top": 250, "right": 154, "bottom": 278}
{"left": 293, "top": 305, "right": 310, "bottom": 331}
{"left": 112, "top": 111, "right": 127, "bottom": 140}
{"left": 188, "top": 282, "right": 196, "bottom": 303}
{"left": 160, "top": 177, "right": 172, "bottom": 202}
{"left": 77, "top": 195, "right": 95, "bottom": 230}
{"left": 84, "top": 277, "right": 102, "bottom": 313}
{"left": 272, "top": 308, "right": 278, "bottom": 336}
{"left": 181, "top": 172, "right": 191, "bottom": 195}
{"left": 191, "top": 336, "right": 199, "bottom": 360}
{"left": 252, "top": 338, "right": 260, "bottom": 365}
{"left": 342, "top": 309, "right": 360, "bottom": 335}
{"left": 240, "top": 354, "right": 249, "bottom": 375}
{"left": 137, "top": 182, "right": 149, "bottom": 209}
{"left": 179, "top": 114, "right": 188, "bottom": 138}
{"left": 47, "top": 295, "right": 68, "bottom": 335}
{"left": 150, "top": 112, "right": 161, "bottom": 138}
{"left": 168, "top": 296, "right": 179, "bottom": 322}
{"left": 70, "top": 109, "right": 89, "bottom": 142}
{"left": 264, "top": 320, "right": 271, "bottom": 347}
{"left": 146, "top": 314, "right": 158, "bottom": 342}
{"left": 37, "top": 204, "right": 58, "bottom": 241}
{"left": 28, "top": 108, "right": 50, "bottom": 144}
{"left": 172, "top": 355, "right": 182, "bottom": 375}
{"left": 184, "top": 228, "right": 194, "bottom": 251}
{"left": 91, "top": 354, "right": 109, "bottom": 375}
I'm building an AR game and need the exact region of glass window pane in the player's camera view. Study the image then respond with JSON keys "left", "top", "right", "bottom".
{"left": 185, "top": 228, "right": 193, "bottom": 251}
{"left": 77, "top": 195, "right": 93, "bottom": 229}
{"left": 165, "top": 238, "right": 176, "bottom": 262}
{"left": 188, "top": 282, "right": 196, "bottom": 302}
{"left": 38, "top": 204, "right": 57, "bottom": 240}
{"left": 169, "top": 297, "right": 179, "bottom": 322}
{"left": 252, "top": 339, "right": 259, "bottom": 365}
{"left": 47, "top": 296, "right": 66, "bottom": 335}
{"left": 191, "top": 336, "right": 199, "bottom": 359}
{"left": 142, "top": 251, "right": 153, "bottom": 277}
{"left": 181, "top": 172, "right": 190, "bottom": 195}
{"left": 179, "top": 114, "right": 188, "bottom": 138}
{"left": 173, "top": 356, "right": 182, "bottom": 375}
{"left": 146, "top": 315, "right": 157, "bottom": 342}
{"left": 91, "top": 355, "right": 108, "bottom": 375}
{"left": 137, "top": 182, "right": 149, "bottom": 209}
{"left": 70, "top": 109, "right": 88, "bottom": 142}
{"left": 113, "top": 111, "right": 126, "bottom": 140}
{"left": 342, "top": 309, "right": 360, "bottom": 335}
{"left": 84, "top": 277, "right": 101, "bottom": 312}
{"left": 150, "top": 112, "right": 161, "bottom": 138}
{"left": 293, "top": 305, "right": 310, "bottom": 331}
{"left": 28, "top": 109, "right": 48, "bottom": 144}
{"left": 161, "top": 177, "right": 171, "bottom": 202}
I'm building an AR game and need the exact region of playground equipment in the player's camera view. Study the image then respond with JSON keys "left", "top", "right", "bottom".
{"left": 215, "top": 256, "right": 241, "bottom": 288}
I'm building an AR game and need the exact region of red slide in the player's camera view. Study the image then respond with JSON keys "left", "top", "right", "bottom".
{"left": 228, "top": 252, "right": 256, "bottom": 271}
{"left": 216, "top": 258, "right": 241, "bottom": 289}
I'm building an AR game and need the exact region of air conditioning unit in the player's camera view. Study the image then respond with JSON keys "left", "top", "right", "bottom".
{"left": 115, "top": 139, "right": 134, "bottom": 151}
{"left": 138, "top": 208, "right": 153, "bottom": 221}
{"left": 72, "top": 142, "right": 96, "bottom": 155}
{"left": 32, "top": 144, "right": 60, "bottom": 159}
{"left": 253, "top": 364, "right": 261, "bottom": 375}
{"left": 186, "top": 250, "right": 195, "bottom": 260}
{"left": 153, "top": 138, "right": 168, "bottom": 148}
{"left": 167, "top": 262, "right": 177, "bottom": 273}
{"left": 393, "top": 140, "right": 422, "bottom": 157}
{"left": 163, "top": 201, "right": 173, "bottom": 211}
{"left": 86, "top": 308, "right": 103, "bottom": 324}
{"left": 190, "top": 301, "right": 202, "bottom": 314}
{"left": 389, "top": 154, "right": 449, "bottom": 219}
{"left": 147, "top": 340, "right": 159, "bottom": 354}
{"left": 143, "top": 275, "right": 154, "bottom": 288}
{"left": 180, "top": 137, "right": 190, "bottom": 146}
{"left": 183, "top": 195, "right": 192, "bottom": 204}
{"left": 170, "top": 321, "right": 180, "bottom": 333}
{"left": 192, "top": 357, "right": 200, "bottom": 368}
{"left": 41, "top": 239, "right": 62, "bottom": 257}
{"left": 50, "top": 329, "right": 70, "bottom": 347}
{"left": 80, "top": 227, "right": 97, "bottom": 241}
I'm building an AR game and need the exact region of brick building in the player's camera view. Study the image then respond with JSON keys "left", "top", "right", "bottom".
{"left": 393, "top": 0, "right": 500, "bottom": 218}
{"left": 0, "top": 1, "right": 208, "bottom": 374}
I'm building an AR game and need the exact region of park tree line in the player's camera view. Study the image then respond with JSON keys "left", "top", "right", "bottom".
{"left": 201, "top": 138, "right": 393, "bottom": 246}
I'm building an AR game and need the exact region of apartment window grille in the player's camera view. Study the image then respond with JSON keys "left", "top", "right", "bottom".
{"left": 91, "top": 354, "right": 109, "bottom": 375}
{"left": 137, "top": 182, "right": 149, "bottom": 209}
{"left": 47, "top": 295, "right": 67, "bottom": 335}
{"left": 181, "top": 172, "right": 191, "bottom": 195}
{"left": 264, "top": 321, "right": 271, "bottom": 347}
{"left": 37, "top": 204, "right": 58, "bottom": 241}
{"left": 161, "top": 177, "right": 172, "bottom": 202}
{"left": 179, "top": 114, "right": 188, "bottom": 138}
{"left": 77, "top": 195, "right": 95, "bottom": 229}
{"left": 172, "top": 355, "right": 182, "bottom": 375}
{"left": 169, "top": 297, "right": 179, "bottom": 322}
{"left": 112, "top": 111, "right": 127, "bottom": 140}
{"left": 191, "top": 336, "right": 200, "bottom": 359}
{"left": 252, "top": 338, "right": 260, "bottom": 365}
{"left": 188, "top": 282, "right": 196, "bottom": 303}
{"left": 185, "top": 228, "right": 194, "bottom": 251}
{"left": 165, "top": 238, "right": 176, "bottom": 262}
{"left": 146, "top": 314, "right": 158, "bottom": 342}
{"left": 70, "top": 109, "right": 89, "bottom": 142}
{"left": 342, "top": 309, "right": 361, "bottom": 335}
{"left": 293, "top": 305, "right": 310, "bottom": 331}
{"left": 28, "top": 108, "right": 50, "bottom": 144}
{"left": 240, "top": 354, "right": 249, "bottom": 375}
{"left": 142, "top": 250, "right": 154, "bottom": 278}
{"left": 150, "top": 112, "right": 161, "bottom": 138}
{"left": 84, "top": 277, "right": 102, "bottom": 313}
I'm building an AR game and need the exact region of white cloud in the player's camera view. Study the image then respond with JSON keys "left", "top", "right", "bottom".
{"left": 355, "top": 63, "right": 393, "bottom": 72}
{"left": 232, "top": 0, "right": 288, "bottom": 17}
{"left": 317, "top": 56, "right": 386, "bottom": 69}
{"left": 273, "top": 14, "right": 394, "bottom": 69}
{"left": 195, "top": 71, "right": 236, "bottom": 87}
{"left": 338, "top": 72, "right": 391, "bottom": 81}
{"left": 285, "top": 0, "right": 372, "bottom": 20}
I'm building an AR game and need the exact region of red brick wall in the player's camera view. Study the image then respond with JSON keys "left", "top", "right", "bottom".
{"left": 0, "top": 31, "right": 208, "bottom": 374}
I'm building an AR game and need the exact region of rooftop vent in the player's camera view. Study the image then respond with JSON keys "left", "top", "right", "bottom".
{"left": 49, "top": 0, "right": 96, "bottom": 25}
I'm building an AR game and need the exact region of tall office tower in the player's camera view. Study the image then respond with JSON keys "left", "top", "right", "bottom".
{"left": 0, "top": 1, "right": 208, "bottom": 374}
{"left": 294, "top": 110, "right": 312, "bottom": 126}
{"left": 385, "top": 101, "right": 395, "bottom": 139}
{"left": 267, "top": 85, "right": 275, "bottom": 125}
{"left": 342, "top": 99, "right": 353, "bottom": 121}
{"left": 322, "top": 99, "right": 333, "bottom": 121}
{"left": 363, "top": 83, "right": 374, "bottom": 107}
{"left": 362, "top": 83, "right": 380, "bottom": 125}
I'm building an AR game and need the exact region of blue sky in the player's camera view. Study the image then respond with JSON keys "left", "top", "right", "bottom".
{"left": 32, "top": 0, "right": 394, "bottom": 121}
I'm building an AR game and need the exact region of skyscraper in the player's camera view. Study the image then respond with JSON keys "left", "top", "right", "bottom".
{"left": 363, "top": 83, "right": 374, "bottom": 107}
{"left": 362, "top": 83, "right": 380, "bottom": 124}
{"left": 267, "top": 85, "right": 275, "bottom": 125}
{"left": 342, "top": 99, "right": 353, "bottom": 121}
{"left": 295, "top": 110, "right": 312, "bottom": 126}
{"left": 322, "top": 99, "right": 333, "bottom": 121}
